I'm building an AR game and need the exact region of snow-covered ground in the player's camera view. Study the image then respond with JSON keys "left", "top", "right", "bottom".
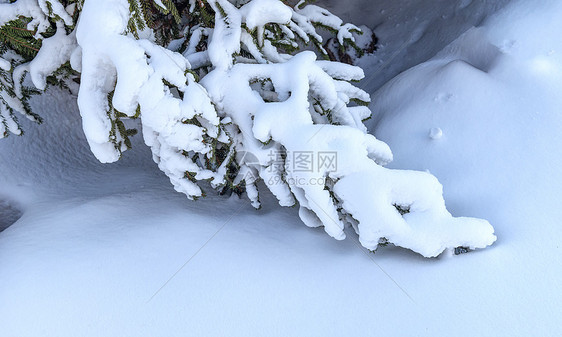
{"left": 2, "top": 0, "right": 561, "bottom": 336}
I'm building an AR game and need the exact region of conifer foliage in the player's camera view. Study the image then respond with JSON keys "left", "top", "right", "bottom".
{"left": 0, "top": 0, "right": 497, "bottom": 257}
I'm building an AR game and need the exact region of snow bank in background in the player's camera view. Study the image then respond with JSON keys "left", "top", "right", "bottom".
{"left": 371, "top": 0, "right": 562, "bottom": 226}
{"left": 321, "top": 0, "right": 512, "bottom": 92}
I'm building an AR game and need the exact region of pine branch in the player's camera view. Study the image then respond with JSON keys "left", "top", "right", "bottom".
{"left": 0, "top": 19, "right": 41, "bottom": 60}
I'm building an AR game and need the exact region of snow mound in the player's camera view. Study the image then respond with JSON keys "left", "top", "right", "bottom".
{"left": 370, "top": 1, "right": 562, "bottom": 230}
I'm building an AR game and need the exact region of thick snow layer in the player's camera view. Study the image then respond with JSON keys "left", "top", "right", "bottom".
{"left": 369, "top": 0, "right": 562, "bottom": 335}
{"left": 1, "top": 0, "right": 561, "bottom": 336}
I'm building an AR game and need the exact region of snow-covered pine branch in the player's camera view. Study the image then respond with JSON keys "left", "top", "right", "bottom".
{"left": 0, "top": 0, "right": 496, "bottom": 257}
{"left": 0, "top": 0, "right": 77, "bottom": 137}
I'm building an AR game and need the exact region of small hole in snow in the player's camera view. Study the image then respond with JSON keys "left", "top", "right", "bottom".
{"left": 454, "top": 246, "right": 471, "bottom": 255}
{"left": 0, "top": 200, "right": 23, "bottom": 232}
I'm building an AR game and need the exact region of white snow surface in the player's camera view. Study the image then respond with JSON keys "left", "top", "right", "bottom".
{"left": 1, "top": 0, "right": 561, "bottom": 336}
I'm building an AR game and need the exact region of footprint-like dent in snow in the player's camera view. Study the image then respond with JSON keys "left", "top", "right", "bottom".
{"left": 0, "top": 199, "right": 23, "bottom": 232}
{"left": 434, "top": 92, "right": 453, "bottom": 102}
{"left": 429, "top": 127, "right": 443, "bottom": 140}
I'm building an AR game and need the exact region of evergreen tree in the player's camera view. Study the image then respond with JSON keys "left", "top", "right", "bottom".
{"left": 0, "top": 0, "right": 496, "bottom": 257}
